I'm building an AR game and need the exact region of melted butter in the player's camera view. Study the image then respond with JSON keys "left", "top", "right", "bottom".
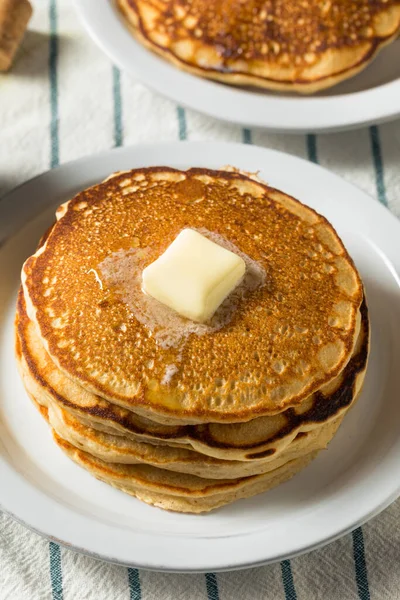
{"left": 98, "top": 228, "right": 265, "bottom": 350}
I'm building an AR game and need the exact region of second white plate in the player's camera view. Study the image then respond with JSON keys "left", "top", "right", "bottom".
{"left": 1, "top": 142, "right": 400, "bottom": 571}
{"left": 74, "top": 0, "right": 400, "bottom": 133}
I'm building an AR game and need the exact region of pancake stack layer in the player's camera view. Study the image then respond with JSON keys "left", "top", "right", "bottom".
{"left": 17, "top": 167, "right": 369, "bottom": 513}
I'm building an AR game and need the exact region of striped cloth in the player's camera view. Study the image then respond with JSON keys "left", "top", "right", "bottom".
{"left": 1, "top": 1, "right": 400, "bottom": 599}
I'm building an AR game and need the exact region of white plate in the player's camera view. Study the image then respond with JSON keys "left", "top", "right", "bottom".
{"left": 74, "top": 0, "right": 400, "bottom": 133}
{"left": 1, "top": 142, "right": 400, "bottom": 572}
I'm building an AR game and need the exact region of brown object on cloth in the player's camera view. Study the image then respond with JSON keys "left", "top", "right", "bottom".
{"left": 0, "top": 0, "right": 32, "bottom": 71}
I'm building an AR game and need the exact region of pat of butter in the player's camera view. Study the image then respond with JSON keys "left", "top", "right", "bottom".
{"left": 142, "top": 229, "right": 245, "bottom": 323}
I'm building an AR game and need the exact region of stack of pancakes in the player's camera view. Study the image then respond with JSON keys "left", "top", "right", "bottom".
{"left": 16, "top": 167, "right": 369, "bottom": 513}
{"left": 118, "top": 0, "right": 400, "bottom": 93}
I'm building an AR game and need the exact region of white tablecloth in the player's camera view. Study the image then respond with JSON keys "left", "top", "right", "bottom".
{"left": 1, "top": 2, "right": 400, "bottom": 599}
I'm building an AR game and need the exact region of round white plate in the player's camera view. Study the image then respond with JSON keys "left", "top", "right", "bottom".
{"left": 74, "top": 0, "right": 400, "bottom": 133}
{"left": 1, "top": 142, "right": 400, "bottom": 572}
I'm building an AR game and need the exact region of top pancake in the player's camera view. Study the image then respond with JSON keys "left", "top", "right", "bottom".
{"left": 22, "top": 167, "right": 363, "bottom": 424}
{"left": 118, "top": 0, "right": 400, "bottom": 93}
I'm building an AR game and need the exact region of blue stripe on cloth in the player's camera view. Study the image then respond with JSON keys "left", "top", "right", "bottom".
{"left": 112, "top": 66, "right": 123, "bottom": 147}
{"left": 48, "top": 5, "right": 63, "bottom": 592}
{"left": 306, "top": 134, "right": 318, "bottom": 164}
{"left": 177, "top": 106, "right": 187, "bottom": 140}
{"left": 280, "top": 559, "right": 297, "bottom": 600}
{"left": 128, "top": 568, "right": 142, "bottom": 600}
{"left": 49, "top": 0, "right": 59, "bottom": 168}
{"left": 49, "top": 542, "right": 63, "bottom": 600}
{"left": 205, "top": 572, "right": 220, "bottom": 600}
{"left": 369, "top": 126, "right": 388, "bottom": 206}
{"left": 242, "top": 128, "right": 252, "bottom": 144}
{"left": 352, "top": 528, "right": 371, "bottom": 600}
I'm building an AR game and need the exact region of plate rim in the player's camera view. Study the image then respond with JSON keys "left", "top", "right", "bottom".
{"left": 1, "top": 141, "right": 400, "bottom": 572}
{"left": 73, "top": 0, "right": 400, "bottom": 133}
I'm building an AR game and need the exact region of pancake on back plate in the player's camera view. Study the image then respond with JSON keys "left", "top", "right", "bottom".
{"left": 117, "top": 0, "right": 400, "bottom": 93}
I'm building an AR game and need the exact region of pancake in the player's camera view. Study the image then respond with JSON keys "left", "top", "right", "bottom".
{"left": 15, "top": 320, "right": 365, "bottom": 510}
{"left": 19, "top": 360, "right": 344, "bottom": 478}
{"left": 51, "top": 402, "right": 345, "bottom": 478}
{"left": 17, "top": 352, "right": 325, "bottom": 512}
{"left": 54, "top": 434, "right": 319, "bottom": 513}
{"left": 19, "top": 374, "right": 321, "bottom": 512}
{"left": 16, "top": 311, "right": 355, "bottom": 479}
{"left": 16, "top": 288, "right": 369, "bottom": 461}
{"left": 22, "top": 167, "right": 363, "bottom": 425}
{"left": 118, "top": 0, "right": 400, "bottom": 93}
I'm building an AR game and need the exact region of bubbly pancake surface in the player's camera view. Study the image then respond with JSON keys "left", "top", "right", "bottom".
{"left": 22, "top": 167, "right": 363, "bottom": 423}
{"left": 118, "top": 0, "right": 400, "bottom": 92}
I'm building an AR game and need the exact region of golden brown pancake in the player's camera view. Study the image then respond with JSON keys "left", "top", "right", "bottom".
{"left": 118, "top": 0, "right": 400, "bottom": 93}
{"left": 20, "top": 368, "right": 344, "bottom": 479}
{"left": 14, "top": 337, "right": 328, "bottom": 512}
{"left": 16, "top": 166, "right": 370, "bottom": 512}
{"left": 54, "top": 434, "right": 319, "bottom": 513}
{"left": 16, "top": 367, "right": 322, "bottom": 513}
{"left": 16, "top": 288, "right": 369, "bottom": 462}
{"left": 16, "top": 289, "right": 369, "bottom": 479}
{"left": 22, "top": 167, "right": 363, "bottom": 424}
